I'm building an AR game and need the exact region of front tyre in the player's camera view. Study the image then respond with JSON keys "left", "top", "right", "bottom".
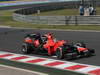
{"left": 56, "top": 47, "right": 64, "bottom": 59}
{"left": 88, "top": 49, "right": 95, "bottom": 56}
{"left": 22, "top": 43, "right": 32, "bottom": 54}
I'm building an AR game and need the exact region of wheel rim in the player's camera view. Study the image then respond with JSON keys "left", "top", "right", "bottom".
{"left": 22, "top": 47, "right": 26, "bottom": 52}
{"left": 22, "top": 44, "right": 28, "bottom": 53}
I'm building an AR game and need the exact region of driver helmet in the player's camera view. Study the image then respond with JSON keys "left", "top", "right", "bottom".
{"left": 45, "top": 32, "right": 53, "bottom": 36}
{"left": 75, "top": 43, "right": 82, "bottom": 46}
{"left": 43, "top": 32, "right": 53, "bottom": 38}
{"left": 47, "top": 32, "right": 52, "bottom": 35}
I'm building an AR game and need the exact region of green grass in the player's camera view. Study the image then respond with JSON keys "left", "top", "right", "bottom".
{"left": 96, "top": 7, "right": 100, "bottom": 15}
{"left": 32, "top": 7, "right": 100, "bottom": 16}
{"left": 1, "top": 9, "right": 100, "bottom": 30}
{"left": 32, "top": 9, "right": 78, "bottom": 16}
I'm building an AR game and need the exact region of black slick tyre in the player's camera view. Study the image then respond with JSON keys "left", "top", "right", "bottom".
{"left": 22, "top": 43, "right": 32, "bottom": 54}
{"left": 56, "top": 47, "right": 64, "bottom": 59}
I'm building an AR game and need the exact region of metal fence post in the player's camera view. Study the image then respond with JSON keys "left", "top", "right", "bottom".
{"left": 81, "top": 0, "right": 84, "bottom": 6}
{"left": 75, "top": 16, "right": 78, "bottom": 26}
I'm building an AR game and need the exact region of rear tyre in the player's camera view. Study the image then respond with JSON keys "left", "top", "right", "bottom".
{"left": 56, "top": 47, "right": 64, "bottom": 59}
{"left": 22, "top": 43, "right": 33, "bottom": 54}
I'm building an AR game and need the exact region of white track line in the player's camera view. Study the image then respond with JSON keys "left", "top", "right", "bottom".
{"left": 12, "top": 27, "right": 100, "bottom": 33}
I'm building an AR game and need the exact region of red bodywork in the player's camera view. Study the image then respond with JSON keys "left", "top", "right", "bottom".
{"left": 43, "top": 33, "right": 65, "bottom": 55}
{"left": 24, "top": 33, "right": 65, "bottom": 55}
{"left": 24, "top": 37, "right": 33, "bottom": 43}
{"left": 76, "top": 46, "right": 87, "bottom": 52}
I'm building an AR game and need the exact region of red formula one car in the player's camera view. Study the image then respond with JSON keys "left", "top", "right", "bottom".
{"left": 22, "top": 33, "right": 95, "bottom": 60}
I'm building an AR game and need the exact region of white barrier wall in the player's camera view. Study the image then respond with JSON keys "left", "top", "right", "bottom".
{"left": 13, "top": 13, "right": 100, "bottom": 25}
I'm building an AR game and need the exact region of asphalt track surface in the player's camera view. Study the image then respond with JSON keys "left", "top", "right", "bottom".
{"left": 0, "top": 28, "right": 100, "bottom": 66}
